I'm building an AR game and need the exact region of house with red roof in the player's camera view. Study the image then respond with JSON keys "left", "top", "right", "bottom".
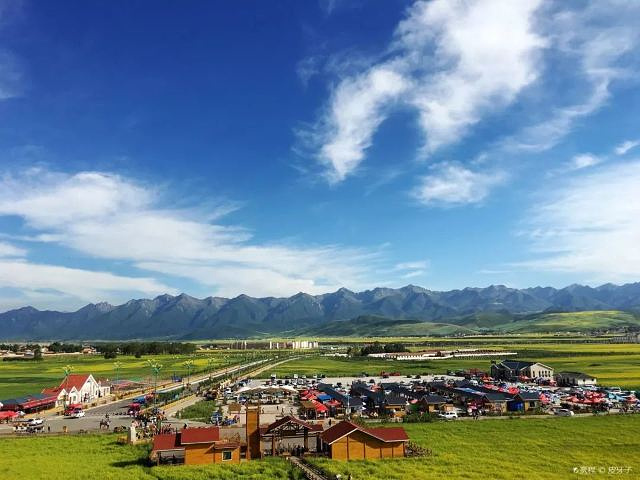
{"left": 151, "top": 427, "right": 241, "bottom": 465}
{"left": 320, "top": 420, "right": 408, "bottom": 460}
{"left": 42, "top": 374, "right": 108, "bottom": 406}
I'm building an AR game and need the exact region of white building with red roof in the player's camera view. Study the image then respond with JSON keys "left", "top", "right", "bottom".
{"left": 42, "top": 374, "right": 109, "bottom": 406}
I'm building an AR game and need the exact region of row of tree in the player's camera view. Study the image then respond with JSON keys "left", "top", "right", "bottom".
{"left": 98, "top": 341, "right": 197, "bottom": 359}
{"left": 352, "top": 342, "right": 409, "bottom": 356}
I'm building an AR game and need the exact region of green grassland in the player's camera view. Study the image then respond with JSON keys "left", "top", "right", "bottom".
{"left": 310, "top": 415, "right": 640, "bottom": 480}
{"left": 1, "top": 416, "right": 638, "bottom": 480}
{"left": 298, "top": 310, "right": 640, "bottom": 337}
{"left": 269, "top": 342, "right": 640, "bottom": 390}
{"left": 0, "top": 434, "right": 302, "bottom": 480}
{"left": 0, "top": 352, "right": 253, "bottom": 399}
{"left": 496, "top": 311, "right": 640, "bottom": 333}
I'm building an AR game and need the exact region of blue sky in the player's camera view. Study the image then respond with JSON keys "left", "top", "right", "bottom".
{"left": 0, "top": 0, "right": 639, "bottom": 311}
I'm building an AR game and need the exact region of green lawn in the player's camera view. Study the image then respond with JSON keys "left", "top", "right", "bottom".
{"left": 1, "top": 416, "right": 638, "bottom": 480}
{"left": 0, "top": 352, "right": 253, "bottom": 399}
{"left": 0, "top": 434, "right": 302, "bottom": 480}
{"left": 310, "top": 415, "right": 640, "bottom": 480}
{"left": 175, "top": 400, "right": 219, "bottom": 422}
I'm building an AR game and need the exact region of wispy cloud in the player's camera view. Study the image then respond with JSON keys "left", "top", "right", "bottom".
{"left": 0, "top": 168, "right": 407, "bottom": 305}
{"left": 503, "top": 2, "right": 640, "bottom": 152}
{"left": 301, "top": 0, "right": 545, "bottom": 182}
{"left": 569, "top": 153, "right": 602, "bottom": 170}
{"left": 516, "top": 160, "right": 640, "bottom": 281}
{"left": 412, "top": 162, "right": 505, "bottom": 206}
{"left": 0, "top": 241, "right": 26, "bottom": 258}
{"left": 0, "top": 2, "right": 24, "bottom": 100}
{"left": 615, "top": 139, "right": 640, "bottom": 156}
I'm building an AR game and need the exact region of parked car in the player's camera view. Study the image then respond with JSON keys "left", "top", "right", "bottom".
{"left": 70, "top": 409, "right": 85, "bottom": 418}
{"left": 438, "top": 411, "right": 458, "bottom": 420}
{"left": 27, "top": 418, "right": 44, "bottom": 427}
{"left": 554, "top": 408, "right": 574, "bottom": 417}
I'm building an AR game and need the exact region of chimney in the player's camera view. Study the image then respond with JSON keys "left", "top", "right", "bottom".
{"left": 245, "top": 405, "right": 260, "bottom": 460}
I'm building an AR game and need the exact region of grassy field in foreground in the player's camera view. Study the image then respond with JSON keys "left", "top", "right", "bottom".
{"left": 0, "top": 434, "right": 302, "bottom": 480}
{"left": 0, "top": 352, "right": 254, "bottom": 399}
{"left": 1, "top": 416, "right": 638, "bottom": 480}
{"left": 268, "top": 343, "right": 640, "bottom": 390}
{"left": 310, "top": 415, "right": 640, "bottom": 480}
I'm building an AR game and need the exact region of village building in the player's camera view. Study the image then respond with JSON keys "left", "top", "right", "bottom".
{"left": 259, "top": 415, "right": 324, "bottom": 456}
{"left": 556, "top": 371, "right": 597, "bottom": 387}
{"left": 508, "top": 392, "right": 543, "bottom": 412}
{"left": 490, "top": 360, "right": 554, "bottom": 381}
{"left": 0, "top": 393, "right": 57, "bottom": 413}
{"left": 320, "top": 420, "right": 409, "bottom": 460}
{"left": 42, "top": 373, "right": 109, "bottom": 406}
{"left": 317, "top": 384, "right": 364, "bottom": 415}
{"left": 151, "top": 427, "right": 241, "bottom": 465}
{"left": 418, "top": 394, "right": 449, "bottom": 413}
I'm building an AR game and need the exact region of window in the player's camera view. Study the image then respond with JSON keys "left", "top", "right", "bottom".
{"left": 222, "top": 450, "right": 232, "bottom": 461}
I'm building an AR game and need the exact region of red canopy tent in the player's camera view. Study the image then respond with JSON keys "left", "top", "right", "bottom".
{"left": 0, "top": 411, "right": 18, "bottom": 419}
{"left": 312, "top": 400, "right": 328, "bottom": 413}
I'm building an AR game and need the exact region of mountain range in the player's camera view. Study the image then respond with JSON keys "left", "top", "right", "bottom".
{"left": 2, "top": 283, "right": 640, "bottom": 340}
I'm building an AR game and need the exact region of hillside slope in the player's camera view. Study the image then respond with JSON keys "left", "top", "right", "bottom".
{"left": 1, "top": 283, "right": 640, "bottom": 340}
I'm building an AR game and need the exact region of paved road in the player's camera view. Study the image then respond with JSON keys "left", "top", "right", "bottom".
{"left": 0, "top": 358, "right": 273, "bottom": 435}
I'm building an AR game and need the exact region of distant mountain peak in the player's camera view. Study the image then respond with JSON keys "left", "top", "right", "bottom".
{"left": 2, "top": 282, "right": 640, "bottom": 340}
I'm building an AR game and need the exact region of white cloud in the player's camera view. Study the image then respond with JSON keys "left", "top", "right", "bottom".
{"left": 504, "top": 2, "right": 640, "bottom": 152}
{"left": 615, "top": 139, "right": 640, "bottom": 156}
{"left": 0, "top": 259, "right": 173, "bottom": 309}
{"left": 399, "top": 0, "right": 544, "bottom": 154}
{"left": 0, "top": 169, "right": 395, "bottom": 305}
{"left": 0, "top": 241, "right": 26, "bottom": 257}
{"left": 316, "top": 66, "right": 409, "bottom": 182}
{"left": 517, "top": 160, "right": 640, "bottom": 281}
{"left": 394, "top": 260, "right": 429, "bottom": 280}
{"left": 570, "top": 153, "right": 601, "bottom": 170}
{"left": 412, "top": 163, "right": 505, "bottom": 206}
{"left": 303, "top": 0, "right": 545, "bottom": 181}
{"left": 0, "top": 170, "right": 153, "bottom": 228}
{"left": 395, "top": 260, "right": 428, "bottom": 271}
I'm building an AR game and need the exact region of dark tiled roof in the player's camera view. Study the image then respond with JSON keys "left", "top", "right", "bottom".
{"left": 264, "top": 415, "right": 322, "bottom": 433}
{"left": 498, "top": 360, "right": 535, "bottom": 370}
{"left": 421, "top": 394, "right": 447, "bottom": 404}
{"left": 317, "top": 384, "right": 363, "bottom": 408}
{"left": 517, "top": 392, "right": 542, "bottom": 401}
{"left": 384, "top": 394, "right": 407, "bottom": 406}
{"left": 557, "top": 371, "right": 595, "bottom": 379}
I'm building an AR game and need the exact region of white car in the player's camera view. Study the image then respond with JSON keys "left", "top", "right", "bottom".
{"left": 27, "top": 418, "right": 44, "bottom": 426}
{"left": 438, "top": 411, "right": 458, "bottom": 420}
{"left": 70, "top": 410, "right": 85, "bottom": 418}
{"left": 554, "top": 408, "right": 574, "bottom": 417}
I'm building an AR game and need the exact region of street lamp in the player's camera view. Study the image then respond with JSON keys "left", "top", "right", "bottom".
{"left": 113, "top": 361, "right": 122, "bottom": 399}
{"left": 207, "top": 358, "right": 216, "bottom": 380}
{"left": 147, "top": 360, "right": 163, "bottom": 428}
{"left": 184, "top": 360, "right": 194, "bottom": 386}
{"left": 62, "top": 365, "right": 73, "bottom": 408}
